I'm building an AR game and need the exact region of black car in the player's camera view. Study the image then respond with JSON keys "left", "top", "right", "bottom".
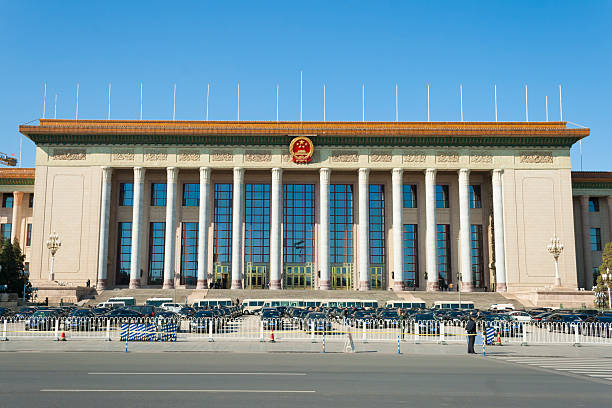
{"left": 261, "top": 309, "right": 282, "bottom": 330}
{"left": 14, "top": 306, "right": 37, "bottom": 320}
{"left": 303, "top": 312, "right": 332, "bottom": 334}
{"left": 65, "top": 309, "right": 97, "bottom": 331}
{"left": 103, "top": 308, "right": 144, "bottom": 319}
{"left": 125, "top": 305, "right": 156, "bottom": 317}
{"left": 0, "top": 307, "right": 13, "bottom": 318}
{"left": 25, "top": 310, "right": 60, "bottom": 331}
{"left": 190, "top": 310, "right": 218, "bottom": 333}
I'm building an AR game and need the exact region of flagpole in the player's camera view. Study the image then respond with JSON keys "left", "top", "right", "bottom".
{"left": 427, "top": 84, "right": 430, "bottom": 122}
{"left": 460, "top": 84, "right": 463, "bottom": 121}
{"left": 276, "top": 83, "right": 279, "bottom": 122}
{"left": 300, "top": 71, "right": 303, "bottom": 122}
{"left": 395, "top": 83, "right": 398, "bottom": 122}
{"left": 545, "top": 96, "right": 549, "bottom": 122}
{"left": 140, "top": 82, "right": 143, "bottom": 120}
{"left": 108, "top": 82, "right": 111, "bottom": 120}
{"left": 525, "top": 84, "right": 528, "bottom": 122}
{"left": 362, "top": 84, "right": 365, "bottom": 122}
{"left": 42, "top": 82, "right": 46, "bottom": 119}
{"left": 323, "top": 84, "right": 326, "bottom": 122}
{"left": 206, "top": 83, "right": 210, "bottom": 121}
{"left": 172, "top": 83, "right": 176, "bottom": 121}
{"left": 75, "top": 82, "right": 79, "bottom": 120}
{"left": 494, "top": 84, "right": 498, "bottom": 122}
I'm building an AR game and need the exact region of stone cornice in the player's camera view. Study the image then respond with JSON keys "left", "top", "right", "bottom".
{"left": 572, "top": 182, "right": 612, "bottom": 190}
{"left": 19, "top": 120, "right": 589, "bottom": 148}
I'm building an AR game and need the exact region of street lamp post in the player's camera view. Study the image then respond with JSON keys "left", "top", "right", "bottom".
{"left": 601, "top": 268, "right": 612, "bottom": 310}
{"left": 46, "top": 231, "right": 61, "bottom": 282}
{"left": 547, "top": 236, "right": 564, "bottom": 287}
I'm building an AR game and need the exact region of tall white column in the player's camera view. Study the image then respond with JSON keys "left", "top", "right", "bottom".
{"left": 163, "top": 167, "right": 178, "bottom": 289}
{"left": 458, "top": 169, "right": 473, "bottom": 292}
{"left": 97, "top": 167, "right": 112, "bottom": 290}
{"left": 492, "top": 169, "right": 507, "bottom": 292}
{"left": 392, "top": 168, "right": 404, "bottom": 292}
{"left": 129, "top": 167, "right": 145, "bottom": 289}
{"left": 196, "top": 167, "right": 211, "bottom": 289}
{"left": 358, "top": 168, "right": 370, "bottom": 291}
{"left": 319, "top": 168, "right": 331, "bottom": 290}
{"left": 580, "top": 195, "right": 593, "bottom": 289}
{"left": 231, "top": 167, "right": 245, "bottom": 290}
{"left": 10, "top": 191, "right": 24, "bottom": 243}
{"left": 425, "top": 168, "right": 438, "bottom": 291}
{"left": 270, "top": 168, "right": 283, "bottom": 290}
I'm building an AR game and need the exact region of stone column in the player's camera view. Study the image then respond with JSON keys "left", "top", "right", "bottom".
{"left": 580, "top": 195, "right": 593, "bottom": 289}
{"left": 492, "top": 169, "right": 507, "bottom": 292}
{"left": 425, "top": 168, "right": 438, "bottom": 291}
{"left": 97, "top": 167, "right": 112, "bottom": 290}
{"left": 231, "top": 167, "right": 245, "bottom": 290}
{"left": 358, "top": 168, "right": 370, "bottom": 291}
{"left": 270, "top": 168, "right": 283, "bottom": 290}
{"left": 163, "top": 167, "right": 178, "bottom": 289}
{"left": 458, "top": 169, "right": 473, "bottom": 292}
{"left": 319, "top": 168, "right": 331, "bottom": 290}
{"left": 392, "top": 169, "right": 404, "bottom": 292}
{"left": 10, "top": 191, "right": 24, "bottom": 243}
{"left": 129, "top": 167, "right": 145, "bottom": 289}
{"left": 196, "top": 167, "right": 211, "bottom": 289}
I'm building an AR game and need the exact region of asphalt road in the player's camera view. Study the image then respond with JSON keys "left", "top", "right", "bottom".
{"left": 1, "top": 352, "right": 610, "bottom": 407}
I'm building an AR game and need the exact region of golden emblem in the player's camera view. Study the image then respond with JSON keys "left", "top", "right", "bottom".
{"left": 289, "top": 136, "right": 314, "bottom": 164}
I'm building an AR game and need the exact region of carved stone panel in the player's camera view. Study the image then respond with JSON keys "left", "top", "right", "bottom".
{"left": 211, "top": 151, "right": 233, "bottom": 162}
{"left": 331, "top": 151, "right": 358, "bottom": 163}
{"left": 470, "top": 152, "right": 493, "bottom": 164}
{"left": 112, "top": 149, "right": 135, "bottom": 161}
{"left": 245, "top": 151, "right": 272, "bottom": 162}
{"left": 370, "top": 151, "right": 392, "bottom": 163}
{"left": 144, "top": 150, "right": 168, "bottom": 162}
{"left": 519, "top": 151, "right": 553, "bottom": 164}
{"left": 436, "top": 152, "right": 459, "bottom": 163}
{"left": 178, "top": 150, "right": 200, "bottom": 162}
{"left": 53, "top": 148, "right": 86, "bottom": 160}
{"left": 403, "top": 151, "right": 426, "bottom": 163}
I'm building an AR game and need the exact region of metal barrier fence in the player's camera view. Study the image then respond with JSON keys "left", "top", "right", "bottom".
{"left": 2, "top": 317, "right": 612, "bottom": 345}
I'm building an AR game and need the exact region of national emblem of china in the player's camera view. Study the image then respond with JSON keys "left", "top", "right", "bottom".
{"left": 289, "top": 136, "right": 314, "bottom": 164}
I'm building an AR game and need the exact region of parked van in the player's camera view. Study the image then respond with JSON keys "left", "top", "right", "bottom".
{"left": 385, "top": 300, "right": 426, "bottom": 309}
{"left": 241, "top": 299, "right": 266, "bottom": 314}
{"left": 194, "top": 299, "right": 233, "bottom": 308}
{"left": 433, "top": 301, "right": 475, "bottom": 310}
{"left": 489, "top": 303, "right": 515, "bottom": 311}
{"left": 107, "top": 297, "right": 135, "bottom": 306}
{"left": 145, "top": 298, "right": 173, "bottom": 307}
{"left": 96, "top": 301, "right": 126, "bottom": 309}
{"left": 160, "top": 303, "right": 182, "bottom": 313}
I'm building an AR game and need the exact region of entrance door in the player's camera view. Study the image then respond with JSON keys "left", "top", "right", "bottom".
{"left": 331, "top": 264, "right": 352, "bottom": 290}
{"left": 213, "top": 264, "right": 230, "bottom": 289}
{"left": 284, "top": 265, "right": 313, "bottom": 289}
{"left": 369, "top": 266, "right": 384, "bottom": 289}
{"left": 245, "top": 265, "right": 267, "bottom": 289}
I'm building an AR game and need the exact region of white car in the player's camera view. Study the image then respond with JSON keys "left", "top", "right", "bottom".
{"left": 506, "top": 311, "right": 533, "bottom": 322}
{"left": 160, "top": 303, "right": 182, "bottom": 313}
{"left": 490, "top": 303, "right": 515, "bottom": 311}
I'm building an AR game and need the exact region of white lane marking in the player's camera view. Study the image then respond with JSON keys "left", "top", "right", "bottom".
{"left": 41, "top": 389, "right": 316, "bottom": 393}
{"left": 88, "top": 372, "right": 307, "bottom": 376}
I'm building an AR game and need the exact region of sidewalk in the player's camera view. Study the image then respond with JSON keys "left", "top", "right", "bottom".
{"left": 2, "top": 338, "right": 612, "bottom": 357}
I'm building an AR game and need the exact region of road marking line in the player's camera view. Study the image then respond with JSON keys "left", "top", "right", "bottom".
{"left": 41, "top": 389, "right": 316, "bottom": 393}
{"left": 88, "top": 372, "right": 307, "bottom": 376}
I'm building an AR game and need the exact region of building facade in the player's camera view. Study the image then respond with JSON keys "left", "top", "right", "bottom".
{"left": 14, "top": 120, "right": 592, "bottom": 295}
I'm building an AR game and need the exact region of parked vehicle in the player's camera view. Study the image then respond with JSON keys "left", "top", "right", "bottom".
{"left": 303, "top": 312, "right": 332, "bottom": 334}
{"left": 261, "top": 309, "right": 282, "bottom": 330}
{"left": 124, "top": 305, "right": 156, "bottom": 317}
{"left": 160, "top": 303, "right": 183, "bottom": 313}
{"left": 107, "top": 297, "right": 136, "bottom": 306}
{"left": 506, "top": 311, "right": 533, "bottom": 322}
{"left": 14, "top": 306, "right": 37, "bottom": 320}
{"left": 103, "top": 308, "right": 144, "bottom": 318}
{"left": 190, "top": 310, "right": 218, "bottom": 333}
{"left": 65, "top": 309, "right": 97, "bottom": 330}
{"left": 25, "top": 310, "right": 60, "bottom": 331}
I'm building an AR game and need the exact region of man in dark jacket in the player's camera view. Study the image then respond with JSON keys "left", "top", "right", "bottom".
{"left": 465, "top": 314, "right": 477, "bottom": 354}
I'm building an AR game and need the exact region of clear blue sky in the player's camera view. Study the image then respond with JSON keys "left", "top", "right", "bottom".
{"left": 1, "top": 1, "right": 610, "bottom": 170}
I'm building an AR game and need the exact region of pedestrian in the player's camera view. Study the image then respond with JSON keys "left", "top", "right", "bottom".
{"left": 465, "top": 313, "right": 477, "bottom": 354}
{"left": 86, "top": 279, "right": 90, "bottom": 288}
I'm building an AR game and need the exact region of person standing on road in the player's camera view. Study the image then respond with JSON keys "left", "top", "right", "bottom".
{"left": 466, "top": 314, "right": 477, "bottom": 354}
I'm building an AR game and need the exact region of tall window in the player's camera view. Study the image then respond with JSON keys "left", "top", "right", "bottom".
{"left": 28, "top": 193, "right": 34, "bottom": 208}
{"left": 151, "top": 183, "right": 167, "bottom": 206}
{"left": 402, "top": 185, "right": 417, "bottom": 208}
{"left": 119, "top": 183, "right": 134, "bottom": 206}
{"left": 283, "top": 184, "right": 315, "bottom": 264}
{"left": 116, "top": 222, "right": 132, "bottom": 285}
{"left": 436, "top": 224, "right": 451, "bottom": 284}
{"left": 0, "top": 224, "right": 11, "bottom": 240}
{"left": 245, "top": 184, "right": 270, "bottom": 264}
{"left": 148, "top": 222, "right": 165, "bottom": 285}
{"left": 330, "top": 184, "right": 353, "bottom": 264}
{"left": 469, "top": 185, "right": 482, "bottom": 209}
{"left": 470, "top": 225, "right": 484, "bottom": 288}
{"left": 24, "top": 262, "right": 29, "bottom": 276}
{"left": 26, "top": 223, "right": 32, "bottom": 246}
{"left": 183, "top": 183, "right": 199, "bottom": 207}
{"left": 589, "top": 197, "right": 600, "bottom": 212}
{"left": 436, "top": 185, "right": 449, "bottom": 208}
{"left": 402, "top": 224, "right": 418, "bottom": 287}
{"left": 2, "top": 194, "right": 13, "bottom": 208}
{"left": 181, "top": 222, "right": 198, "bottom": 285}
{"left": 369, "top": 185, "right": 385, "bottom": 265}
{"left": 590, "top": 227, "right": 602, "bottom": 251}
{"left": 213, "top": 184, "right": 232, "bottom": 264}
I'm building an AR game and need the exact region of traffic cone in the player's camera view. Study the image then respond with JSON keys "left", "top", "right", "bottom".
{"left": 60, "top": 325, "right": 66, "bottom": 341}
{"left": 270, "top": 328, "right": 275, "bottom": 343}
{"left": 496, "top": 332, "right": 501, "bottom": 346}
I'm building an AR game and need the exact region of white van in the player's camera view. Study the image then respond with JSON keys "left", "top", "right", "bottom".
{"left": 242, "top": 299, "right": 266, "bottom": 314}
{"left": 145, "top": 297, "right": 173, "bottom": 307}
{"left": 194, "top": 299, "right": 233, "bottom": 308}
{"left": 97, "top": 301, "right": 126, "bottom": 309}
{"left": 385, "top": 300, "right": 426, "bottom": 309}
{"left": 490, "top": 303, "right": 516, "bottom": 311}
{"left": 433, "top": 301, "right": 475, "bottom": 310}
{"left": 160, "top": 303, "right": 182, "bottom": 313}
{"left": 107, "top": 296, "right": 135, "bottom": 306}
